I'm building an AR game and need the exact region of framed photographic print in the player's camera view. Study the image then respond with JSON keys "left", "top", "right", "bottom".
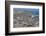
{"left": 5, "top": 1, "right": 45, "bottom": 35}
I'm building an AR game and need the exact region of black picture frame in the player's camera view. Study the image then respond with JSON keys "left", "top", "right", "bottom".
{"left": 5, "top": 1, "right": 45, "bottom": 35}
